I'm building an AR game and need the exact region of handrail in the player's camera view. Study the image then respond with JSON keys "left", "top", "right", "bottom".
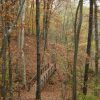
{"left": 27, "top": 63, "right": 56, "bottom": 91}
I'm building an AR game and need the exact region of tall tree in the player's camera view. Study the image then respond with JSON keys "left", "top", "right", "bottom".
{"left": 21, "top": 0, "right": 26, "bottom": 87}
{"left": 1, "top": 0, "right": 9, "bottom": 99}
{"left": 31, "top": 0, "right": 34, "bottom": 35}
{"left": 72, "top": 0, "right": 83, "bottom": 100}
{"left": 36, "top": 0, "right": 41, "bottom": 100}
{"left": 94, "top": 0, "right": 99, "bottom": 96}
{"left": 44, "top": 0, "right": 53, "bottom": 50}
{"left": 42, "top": 0, "right": 46, "bottom": 39}
{"left": 83, "top": 0, "right": 94, "bottom": 95}
{"left": 0, "top": 1, "right": 25, "bottom": 99}
{"left": 18, "top": 0, "right": 26, "bottom": 87}
{"left": 8, "top": 31, "right": 13, "bottom": 100}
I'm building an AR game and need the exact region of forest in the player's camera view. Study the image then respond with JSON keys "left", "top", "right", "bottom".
{"left": 0, "top": 0, "right": 100, "bottom": 100}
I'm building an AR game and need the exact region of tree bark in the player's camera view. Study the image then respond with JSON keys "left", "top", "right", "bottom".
{"left": 94, "top": 0, "right": 99, "bottom": 96}
{"left": 44, "top": 0, "right": 53, "bottom": 51}
{"left": 21, "top": 0, "right": 26, "bottom": 87}
{"left": 1, "top": 1, "right": 9, "bottom": 99}
{"left": 83, "top": 0, "right": 94, "bottom": 95}
{"left": 36, "top": 0, "right": 41, "bottom": 100}
{"left": 8, "top": 34, "right": 13, "bottom": 100}
{"left": 72, "top": 0, "right": 83, "bottom": 100}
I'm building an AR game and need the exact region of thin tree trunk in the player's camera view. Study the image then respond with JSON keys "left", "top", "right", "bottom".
{"left": 94, "top": 0, "right": 99, "bottom": 96}
{"left": 18, "top": 0, "right": 26, "bottom": 87}
{"left": 21, "top": 0, "right": 26, "bottom": 87}
{"left": 44, "top": 0, "right": 53, "bottom": 51}
{"left": 1, "top": 27, "right": 7, "bottom": 100}
{"left": 42, "top": 0, "right": 46, "bottom": 39}
{"left": 1, "top": 0, "right": 9, "bottom": 99}
{"left": 83, "top": 0, "right": 94, "bottom": 95}
{"left": 72, "top": 0, "right": 83, "bottom": 100}
{"left": 8, "top": 34, "right": 13, "bottom": 100}
{"left": 31, "top": 0, "right": 34, "bottom": 35}
{"left": 36, "top": 0, "right": 41, "bottom": 100}
{"left": 44, "top": 0, "right": 49, "bottom": 51}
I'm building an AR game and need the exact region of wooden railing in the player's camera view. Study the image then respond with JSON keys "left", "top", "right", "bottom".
{"left": 27, "top": 63, "right": 56, "bottom": 91}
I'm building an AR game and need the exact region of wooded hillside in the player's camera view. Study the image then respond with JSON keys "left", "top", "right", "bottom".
{"left": 0, "top": 0, "right": 100, "bottom": 100}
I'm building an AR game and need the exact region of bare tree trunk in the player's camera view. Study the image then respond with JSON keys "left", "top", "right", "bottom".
{"left": 1, "top": 26, "right": 7, "bottom": 100}
{"left": 72, "top": 0, "right": 83, "bottom": 100}
{"left": 1, "top": 0, "right": 8, "bottom": 99}
{"left": 31, "top": 0, "right": 34, "bottom": 35}
{"left": 94, "top": 0, "right": 99, "bottom": 96}
{"left": 18, "top": 0, "right": 26, "bottom": 87}
{"left": 8, "top": 34, "right": 13, "bottom": 100}
{"left": 44, "top": 0, "right": 49, "bottom": 50}
{"left": 21, "top": 0, "right": 26, "bottom": 87}
{"left": 83, "top": 0, "right": 93, "bottom": 95}
{"left": 36, "top": 0, "right": 41, "bottom": 100}
{"left": 44, "top": 0, "right": 53, "bottom": 51}
{"left": 42, "top": 0, "right": 46, "bottom": 39}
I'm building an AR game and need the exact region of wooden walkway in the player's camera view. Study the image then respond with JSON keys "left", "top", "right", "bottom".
{"left": 27, "top": 63, "right": 56, "bottom": 91}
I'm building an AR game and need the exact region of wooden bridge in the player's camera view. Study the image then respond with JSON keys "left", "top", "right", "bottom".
{"left": 27, "top": 63, "right": 56, "bottom": 92}
{"left": 26, "top": 43, "right": 57, "bottom": 92}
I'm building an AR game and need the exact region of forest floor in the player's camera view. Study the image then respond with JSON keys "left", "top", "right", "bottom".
{"left": 20, "top": 34, "right": 100, "bottom": 100}
{"left": 19, "top": 34, "right": 71, "bottom": 100}
{"left": 1, "top": 33, "right": 98, "bottom": 100}
{"left": 0, "top": 34, "right": 71, "bottom": 100}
